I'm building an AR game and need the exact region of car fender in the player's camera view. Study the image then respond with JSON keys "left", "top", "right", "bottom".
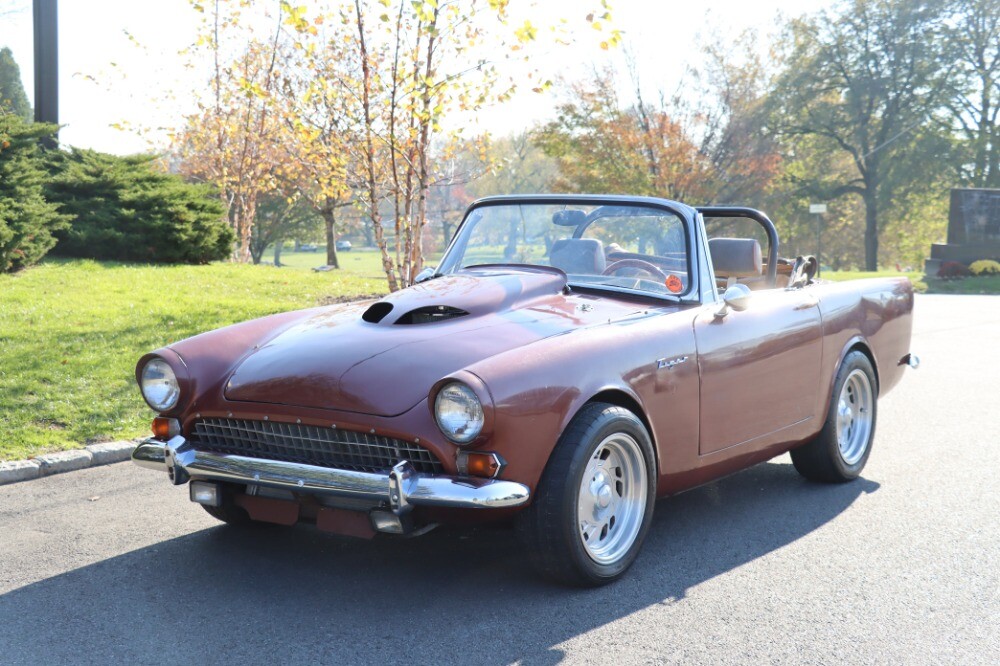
{"left": 464, "top": 311, "right": 698, "bottom": 493}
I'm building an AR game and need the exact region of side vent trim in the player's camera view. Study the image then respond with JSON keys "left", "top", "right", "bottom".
{"left": 395, "top": 305, "right": 469, "bottom": 325}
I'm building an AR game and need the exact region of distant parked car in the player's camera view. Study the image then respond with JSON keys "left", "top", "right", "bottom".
{"left": 336, "top": 240, "right": 352, "bottom": 251}
{"left": 299, "top": 243, "right": 319, "bottom": 252}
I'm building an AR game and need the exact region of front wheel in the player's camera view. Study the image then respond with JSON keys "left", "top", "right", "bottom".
{"left": 791, "top": 350, "right": 878, "bottom": 483}
{"left": 516, "top": 403, "right": 656, "bottom": 587}
{"left": 200, "top": 501, "right": 255, "bottom": 526}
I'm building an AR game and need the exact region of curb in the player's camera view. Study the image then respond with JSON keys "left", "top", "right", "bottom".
{"left": 0, "top": 440, "right": 138, "bottom": 486}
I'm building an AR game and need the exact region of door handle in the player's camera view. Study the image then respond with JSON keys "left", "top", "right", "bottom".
{"left": 794, "top": 295, "right": 819, "bottom": 310}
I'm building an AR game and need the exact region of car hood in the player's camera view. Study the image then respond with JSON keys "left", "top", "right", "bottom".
{"left": 223, "top": 268, "right": 650, "bottom": 416}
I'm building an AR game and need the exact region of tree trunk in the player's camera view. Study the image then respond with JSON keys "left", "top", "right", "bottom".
{"left": 504, "top": 216, "right": 519, "bottom": 261}
{"left": 863, "top": 190, "right": 879, "bottom": 271}
{"left": 234, "top": 196, "right": 255, "bottom": 263}
{"left": 250, "top": 240, "right": 263, "bottom": 264}
{"left": 985, "top": 76, "right": 999, "bottom": 187}
{"left": 354, "top": 0, "right": 398, "bottom": 292}
{"left": 322, "top": 208, "right": 340, "bottom": 269}
{"left": 273, "top": 240, "right": 283, "bottom": 266}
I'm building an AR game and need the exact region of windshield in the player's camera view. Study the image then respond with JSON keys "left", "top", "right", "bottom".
{"left": 436, "top": 202, "right": 691, "bottom": 298}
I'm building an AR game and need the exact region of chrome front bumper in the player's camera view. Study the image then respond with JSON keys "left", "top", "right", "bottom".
{"left": 132, "top": 436, "right": 530, "bottom": 514}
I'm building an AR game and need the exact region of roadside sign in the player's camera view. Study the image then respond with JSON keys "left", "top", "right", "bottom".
{"left": 809, "top": 203, "right": 828, "bottom": 214}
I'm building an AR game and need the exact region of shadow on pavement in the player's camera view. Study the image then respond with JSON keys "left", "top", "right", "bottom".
{"left": 0, "top": 461, "right": 878, "bottom": 665}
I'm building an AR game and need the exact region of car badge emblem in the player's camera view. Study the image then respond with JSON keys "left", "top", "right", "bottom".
{"left": 656, "top": 356, "right": 688, "bottom": 370}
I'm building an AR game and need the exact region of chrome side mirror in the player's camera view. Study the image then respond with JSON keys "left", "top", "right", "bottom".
{"left": 715, "top": 283, "right": 752, "bottom": 318}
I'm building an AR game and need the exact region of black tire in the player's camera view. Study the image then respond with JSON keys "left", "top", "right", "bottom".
{"left": 200, "top": 501, "right": 256, "bottom": 526}
{"left": 198, "top": 483, "right": 261, "bottom": 526}
{"left": 516, "top": 403, "right": 656, "bottom": 587}
{"left": 791, "top": 351, "right": 878, "bottom": 483}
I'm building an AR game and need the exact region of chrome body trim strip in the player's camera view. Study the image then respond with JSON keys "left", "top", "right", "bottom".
{"left": 132, "top": 437, "right": 530, "bottom": 511}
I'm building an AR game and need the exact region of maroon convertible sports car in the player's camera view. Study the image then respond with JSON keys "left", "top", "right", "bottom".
{"left": 132, "top": 195, "right": 917, "bottom": 585}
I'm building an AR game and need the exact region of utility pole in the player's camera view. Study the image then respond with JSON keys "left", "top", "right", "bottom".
{"left": 809, "top": 203, "right": 827, "bottom": 277}
{"left": 33, "top": 0, "right": 58, "bottom": 145}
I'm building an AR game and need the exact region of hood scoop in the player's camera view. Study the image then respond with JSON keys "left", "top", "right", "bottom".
{"left": 361, "top": 301, "right": 470, "bottom": 325}
{"left": 359, "top": 269, "right": 568, "bottom": 328}
{"left": 361, "top": 302, "right": 394, "bottom": 323}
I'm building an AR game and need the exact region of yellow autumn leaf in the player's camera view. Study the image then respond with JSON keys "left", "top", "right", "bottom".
{"left": 514, "top": 19, "right": 536, "bottom": 42}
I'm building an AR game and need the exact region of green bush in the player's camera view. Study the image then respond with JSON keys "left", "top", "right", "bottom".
{"left": 0, "top": 114, "right": 68, "bottom": 273}
{"left": 49, "top": 149, "right": 234, "bottom": 263}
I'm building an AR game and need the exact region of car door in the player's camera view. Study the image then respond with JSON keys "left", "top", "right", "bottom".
{"left": 693, "top": 288, "right": 822, "bottom": 456}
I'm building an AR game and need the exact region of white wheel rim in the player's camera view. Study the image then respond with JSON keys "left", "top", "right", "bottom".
{"left": 576, "top": 433, "right": 648, "bottom": 565}
{"left": 837, "top": 369, "right": 873, "bottom": 465}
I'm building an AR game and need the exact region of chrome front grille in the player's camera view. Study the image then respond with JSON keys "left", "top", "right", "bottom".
{"left": 188, "top": 418, "right": 443, "bottom": 475}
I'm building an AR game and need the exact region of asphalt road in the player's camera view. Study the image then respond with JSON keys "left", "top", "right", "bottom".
{"left": 1, "top": 294, "right": 998, "bottom": 665}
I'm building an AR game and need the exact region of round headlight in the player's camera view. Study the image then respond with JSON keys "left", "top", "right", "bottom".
{"left": 434, "top": 382, "right": 484, "bottom": 444}
{"left": 141, "top": 358, "right": 180, "bottom": 412}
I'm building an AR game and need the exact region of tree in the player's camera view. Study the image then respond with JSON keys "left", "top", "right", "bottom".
{"left": 0, "top": 114, "right": 67, "bottom": 272}
{"left": 684, "top": 32, "right": 782, "bottom": 205}
{"left": 176, "top": 0, "right": 288, "bottom": 262}
{"left": 47, "top": 149, "right": 234, "bottom": 264}
{"left": 535, "top": 53, "right": 780, "bottom": 206}
{"left": 249, "top": 192, "right": 321, "bottom": 264}
{"left": 274, "top": 12, "right": 354, "bottom": 269}
{"left": 772, "top": 0, "right": 949, "bottom": 270}
{"left": 0, "top": 47, "right": 31, "bottom": 121}
{"left": 943, "top": 0, "right": 1000, "bottom": 187}
{"left": 344, "top": 0, "right": 530, "bottom": 291}
{"left": 282, "top": 0, "right": 618, "bottom": 291}
{"left": 535, "top": 69, "right": 705, "bottom": 199}
{"left": 427, "top": 132, "right": 556, "bottom": 248}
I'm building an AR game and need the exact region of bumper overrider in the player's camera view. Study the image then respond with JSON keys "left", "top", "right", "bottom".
{"left": 132, "top": 436, "right": 531, "bottom": 517}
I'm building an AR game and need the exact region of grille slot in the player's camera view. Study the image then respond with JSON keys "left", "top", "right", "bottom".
{"left": 188, "top": 418, "right": 443, "bottom": 475}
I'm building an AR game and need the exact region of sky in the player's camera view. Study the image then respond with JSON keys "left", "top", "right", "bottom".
{"left": 0, "top": 0, "right": 833, "bottom": 155}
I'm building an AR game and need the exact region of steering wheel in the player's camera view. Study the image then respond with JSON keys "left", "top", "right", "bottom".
{"left": 602, "top": 258, "right": 669, "bottom": 281}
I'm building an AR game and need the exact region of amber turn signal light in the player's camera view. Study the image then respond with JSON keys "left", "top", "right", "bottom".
{"left": 456, "top": 451, "right": 505, "bottom": 479}
{"left": 151, "top": 417, "right": 181, "bottom": 440}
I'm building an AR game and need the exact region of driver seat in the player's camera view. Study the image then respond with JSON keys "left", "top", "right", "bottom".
{"left": 708, "top": 238, "right": 763, "bottom": 289}
{"left": 549, "top": 238, "right": 606, "bottom": 275}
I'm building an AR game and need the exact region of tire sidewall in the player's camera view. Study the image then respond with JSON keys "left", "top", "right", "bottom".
{"left": 558, "top": 407, "right": 656, "bottom": 583}
{"left": 825, "top": 352, "right": 878, "bottom": 479}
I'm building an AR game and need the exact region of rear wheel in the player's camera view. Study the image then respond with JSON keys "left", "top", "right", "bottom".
{"left": 516, "top": 403, "right": 656, "bottom": 586}
{"left": 791, "top": 351, "right": 877, "bottom": 483}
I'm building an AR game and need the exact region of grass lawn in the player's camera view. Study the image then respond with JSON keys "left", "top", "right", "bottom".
{"left": 822, "top": 269, "right": 1000, "bottom": 294}
{"left": 822, "top": 269, "right": 927, "bottom": 292}
{"left": 0, "top": 259, "right": 385, "bottom": 461}
{"left": 271, "top": 247, "right": 388, "bottom": 273}
{"left": 273, "top": 246, "right": 445, "bottom": 273}
{"left": 921, "top": 274, "right": 1000, "bottom": 294}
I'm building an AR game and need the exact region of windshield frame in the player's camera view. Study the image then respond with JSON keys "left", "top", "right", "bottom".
{"left": 434, "top": 195, "right": 702, "bottom": 303}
